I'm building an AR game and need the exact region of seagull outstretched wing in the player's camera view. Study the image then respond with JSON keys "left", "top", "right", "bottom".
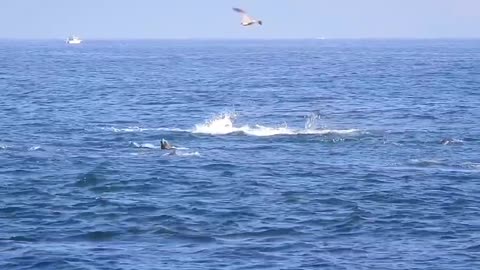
{"left": 232, "top": 7, "right": 245, "bottom": 13}
{"left": 232, "top": 7, "right": 261, "bottom": 26}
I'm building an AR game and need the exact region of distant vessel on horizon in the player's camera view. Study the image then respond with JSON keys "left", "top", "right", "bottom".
{"left": 66, "top": 36, "right": 82, "bottom": 44}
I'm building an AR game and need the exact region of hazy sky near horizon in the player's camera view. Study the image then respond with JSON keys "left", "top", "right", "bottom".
{"left": 1, "top": 0, "right": 479, "bottom": 39}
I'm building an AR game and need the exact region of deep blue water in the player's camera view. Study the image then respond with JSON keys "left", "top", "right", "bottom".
{"left": 1, "top": 39, "right": 480, "bottom": 269}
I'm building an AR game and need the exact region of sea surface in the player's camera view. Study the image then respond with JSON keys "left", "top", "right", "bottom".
{"left": 1, "top": 39, "right": 479, "bottom": 269}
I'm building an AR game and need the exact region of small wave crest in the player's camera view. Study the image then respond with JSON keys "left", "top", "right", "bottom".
{"left": 162, "top": 150, "right": 201, "bottom": 157}
{"left": 163, "top": 148, "right": 201, "bottom": 157}
{"left": 129, "top": 141, "right": 159, "bottom": 149}
{"left": 176, "top": 151, "right": 201, "bottom": 157}
{"left": 102, "top": 127, "right": 186, "bottom": 133}
{"left": 407, "top": 159, "right": 480, "bottom": 171}
{"left": 440, "top": 138, "right": 464, "bottom": 145}
{"left": 408, "top": 159, "right": 445, "bottom": 167}
{"left": 28, "top": 146, "right": 43, "bottom": 151}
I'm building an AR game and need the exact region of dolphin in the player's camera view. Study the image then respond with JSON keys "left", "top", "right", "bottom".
{"left": 161, "top": 138, "right": 174, "bottom": 150}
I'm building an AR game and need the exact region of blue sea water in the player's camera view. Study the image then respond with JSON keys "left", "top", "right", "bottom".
{"left": 0, "top": 39, "right": 479, "bottom": 269}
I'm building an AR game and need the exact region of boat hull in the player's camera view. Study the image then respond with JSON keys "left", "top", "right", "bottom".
{"left": 66, "top": 40, "right": 82, "bottom": 44}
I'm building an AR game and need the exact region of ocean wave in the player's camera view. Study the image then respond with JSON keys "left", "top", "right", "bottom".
{"left": 440, "top": 138, "right": 464, "bottom": 145}
{"left": 407, "top": 159, "right": 480, "bottom": 171}
{"left": 163, "top": 150, "right": 201, "bottom": 157}
{"left": 129, "top": 141, "right": 160, "bottom": 149}
{"left": 102, "top": 127, "right": 185, "bottom": 133}
{"left": 408, "top": 159, "right": 446, "bottom": 167}
{"left": 103, "top": 112, "right": 360, "bottom": 138}
{"left": 462, "top": 162, "right": 480, "bottom": 170}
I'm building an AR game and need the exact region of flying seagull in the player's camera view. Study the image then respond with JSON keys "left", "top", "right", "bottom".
{"left": 233, "top": 7, "right": 263, "bottom": 26}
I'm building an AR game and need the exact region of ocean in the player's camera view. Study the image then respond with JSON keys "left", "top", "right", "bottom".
{"left": 1, "top": 39, "right": 479, "bottom": 269}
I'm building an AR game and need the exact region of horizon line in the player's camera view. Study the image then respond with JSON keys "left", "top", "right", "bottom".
{"left": 1, "top": 37, "right": 480, "bottom": 41}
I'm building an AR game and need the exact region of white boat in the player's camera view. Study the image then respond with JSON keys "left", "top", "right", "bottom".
{"left": 66, "top": 36, "right": 82, "bottom": 44}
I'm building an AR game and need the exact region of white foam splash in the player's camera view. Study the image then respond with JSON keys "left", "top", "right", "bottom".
{"left": 193, "top": 113, "right": 239, "bottom": 135}
{"left": 192, "top": 112, "right": 359, "bottom": 137}
{"left": 0, "top": 144, "right": 7, "bottom": 150}
{"left": 241, "top": 124, "right": 296, "bottom": 137}
{"left": 441, "top": 138, "right": 464, "bottom": 145}
{"left": 409, "top": 159, "right": 445, "bottom": 166}
{"left": 130, "top": 142, "right": 159, "bottom": 149}
{"left": 176, "top": 151, "right": 201, "bottom": 157}
{"left": 28, "top": 146, "right": 42, "bottom": 151}
{"left": 305, "top": 111, "right": 322, "bottom": 130}
{"left": 103, "top": 112, "right": 360, "bottom": 138}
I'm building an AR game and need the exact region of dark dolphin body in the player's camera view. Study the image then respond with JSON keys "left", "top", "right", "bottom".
{"left": 161, "top": 139, "right": 174, "bottom": 150}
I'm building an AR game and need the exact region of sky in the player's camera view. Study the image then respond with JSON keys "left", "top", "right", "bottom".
{"left": 0, "top": 0, "right": 479, "bottom": 39}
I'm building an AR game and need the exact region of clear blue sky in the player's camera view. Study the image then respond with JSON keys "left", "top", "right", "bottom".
{"left": 1, "top": 0, "right": 479, "bottom": 39}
